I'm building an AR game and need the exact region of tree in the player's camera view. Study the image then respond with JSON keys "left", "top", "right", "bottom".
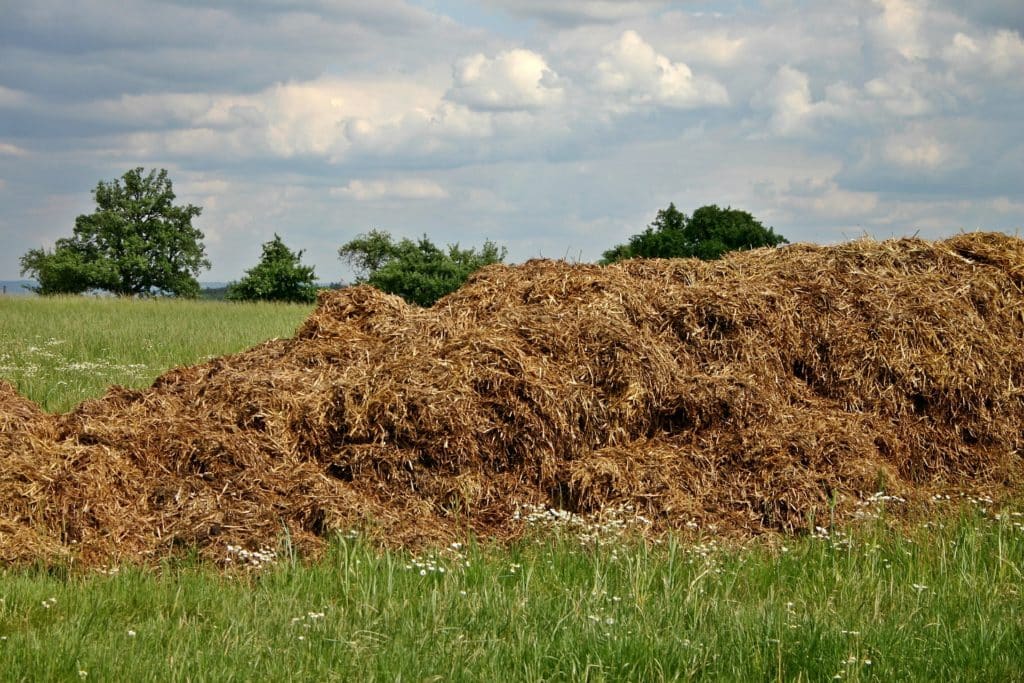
{"left": 20, "top": 168, "right": 209, "bottom": 296}
{"left": 19, "top": 243, "right": 100, "bottom": 296}
{"left": 338, "top": 229, "right": 401, "bottom": 276}
{"left": 226, "top": 234, "right": 319, "bottom": 303}
{"left": 339, "top": 230, "right": 506, "bottom": 306}
{"left": 600, "top": 203, "right": 787, "bottom": 264}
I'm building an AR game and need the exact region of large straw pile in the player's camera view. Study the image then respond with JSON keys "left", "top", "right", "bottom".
{"left": 1, "top": 232, "right": 1023, "bottom": 566}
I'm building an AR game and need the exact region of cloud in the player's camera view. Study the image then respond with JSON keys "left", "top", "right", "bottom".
{"left": 0, "top": 142, "right": 29, "bottom": 157}
{"left": 680, "top": 32, "right": 746, "bottom": 66}
{"left": 79, "top": 92, "right": 220, "bottom": 130}
{"left": 754, "top": 60, "right": 944, "bottom": 139}
{"left": 756, "top": 66, "right": 843, "bottom": 136}
{"left": 944, "top": 29, "right": 1024, "bottom": 78}
{"left": 331, "top": 178, "right": 449, "bottom": 201}
{"left": 104, "top": 75, "right": 457, "bottom": 163}
{"left": 0, "top": 0, "right": 468, "bottom": 101}
{"left": 594, "top": 30, "right": 729, "bottom": 110}
{"left": 881, "top": 135, "right": 952, "bottom": 170}
{"left": 164, "top": 0, "right": 435, "bottom": 29}
{"left": 344, "top": 101, "right": 497, "bottom": 160}
{"left": 0, "top": 85, "right": 30, "bottom": 108}
{"left": 760, "top": 66, "right": 815, "bottom": 135}
{"left": 759, "top": 174, "right": 880, "bottom": 221}
{"left": 934, "top": 0, "right": 1024, "bottom": 33}
{"left": 447, "top": 49, "right": 564, "bottom": 111}
{"left": 479, "top": 0, "right": 667, "bottom": 26}
{"left": 1, "top": 0, "right": 1023, "bottom": 284}
{"left": 869, "top": 0, "right": 929, "bottom": 60}
{"left": 86, "top": 61, "right": 575, "bottom": 174}
{"left": 991, "top": 196, "right": 1024, "bottom": 214}
{"left": 862, "top": 72, "right": 935, "bottom": 117}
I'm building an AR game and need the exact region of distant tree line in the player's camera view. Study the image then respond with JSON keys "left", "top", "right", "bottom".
{"left": 21, "top": 167, "right": 788, "bottom": 307}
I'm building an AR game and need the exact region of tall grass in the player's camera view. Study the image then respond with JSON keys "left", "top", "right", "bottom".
{"left": 1, "top": 511, "right": 1022, "bottom": 681}
{"left": 0, "top": 295, "right": 312, "bottom": 412}
{"left": 0, "top": 295, "right": 1021, "bottom": 680}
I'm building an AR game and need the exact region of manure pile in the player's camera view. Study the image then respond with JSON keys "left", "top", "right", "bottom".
{"left": 2, "top": 232, "right": 1024, "bottom": 566}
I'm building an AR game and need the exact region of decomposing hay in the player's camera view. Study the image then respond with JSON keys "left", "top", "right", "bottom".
{"left": 1, "top": 232, "right": 1023, "bottom": 566}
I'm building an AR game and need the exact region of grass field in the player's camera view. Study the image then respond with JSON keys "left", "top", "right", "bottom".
{"left": 0, "top": 295, "right": 312, "bottom": 412}
{"left": 1, "top": 295, "right": 1022, "bottom": 681}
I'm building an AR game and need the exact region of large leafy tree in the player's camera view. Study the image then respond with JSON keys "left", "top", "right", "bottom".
{"left": 226, "top": 234, "right": 319, "bottom": 303}
{"left": 20, "top": 168, "right": 209, "bottom": 296}
{"left": 600, "top": 203, "right": 787, "bottom": 264}
{"left": 339, "top": 229, "right": 506, "bottom": 306}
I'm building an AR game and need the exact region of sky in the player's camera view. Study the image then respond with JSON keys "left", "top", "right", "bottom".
{"left": 1, "top": 0, "right": 1022, "bottom": 283}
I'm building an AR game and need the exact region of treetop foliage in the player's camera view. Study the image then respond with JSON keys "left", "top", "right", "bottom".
{"left": 339, "top": 229, "right": 506, "bottom": 307}
{"left": 20, "top": 168, "right": 209, "bottom": 297}
{"left": 600, "top": 203, "right": 788, "bottom": 264}
{"left": 226, "top": 234, "right": 319, "bottom": 304}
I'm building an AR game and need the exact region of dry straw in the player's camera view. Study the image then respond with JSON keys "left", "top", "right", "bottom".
{"left": 1, "top": 232, "right": 1023, "bottom": 566}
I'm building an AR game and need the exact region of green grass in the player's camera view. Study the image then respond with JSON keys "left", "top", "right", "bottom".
{"left": 0, "top": 295, "right": 312, "bottom": 412}
{"left": 0, "top": 295, "right": 1022, "bottom": 681}
{"left": 1, "top": 515, "right": 1022, "bottom": 681}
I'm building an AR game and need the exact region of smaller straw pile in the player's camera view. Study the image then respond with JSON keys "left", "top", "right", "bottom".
{"left": 1, "top": 232, "right": 1023, "bottom": 566}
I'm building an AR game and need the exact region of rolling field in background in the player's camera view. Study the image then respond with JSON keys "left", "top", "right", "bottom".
{"left": 0, "top": 296, "right": 312, "bottom": 413}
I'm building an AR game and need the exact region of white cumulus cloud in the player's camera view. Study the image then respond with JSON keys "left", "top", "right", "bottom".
{"left": 862, "top": 72, "right": 934, "bottom": 118}
{"left": 944, "top": 29, "right": 1024, "bottom": 78}
{"left": 757, "top": 65, "right": 844, "bottom": 136}
{"left": 594, "top": 30, "right": 729, "bottom": 110}
{"left": 683, "top": 32, "right": 747, "bottom": 66}
{"left": 882, "top": 134, "right": 952, "bottom": 169}
{"left": 870, "top": 0, "right": 929, "bottom": 61}
{"left": 447, "top": 49, "right": 563, "bottom": 111}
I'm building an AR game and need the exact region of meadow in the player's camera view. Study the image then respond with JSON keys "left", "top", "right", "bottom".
{"left": 0, "top": 295, "right": 1022, "bottom": 681}
{"left": 0, "top": 296, "right": 312, "bottom": 412}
